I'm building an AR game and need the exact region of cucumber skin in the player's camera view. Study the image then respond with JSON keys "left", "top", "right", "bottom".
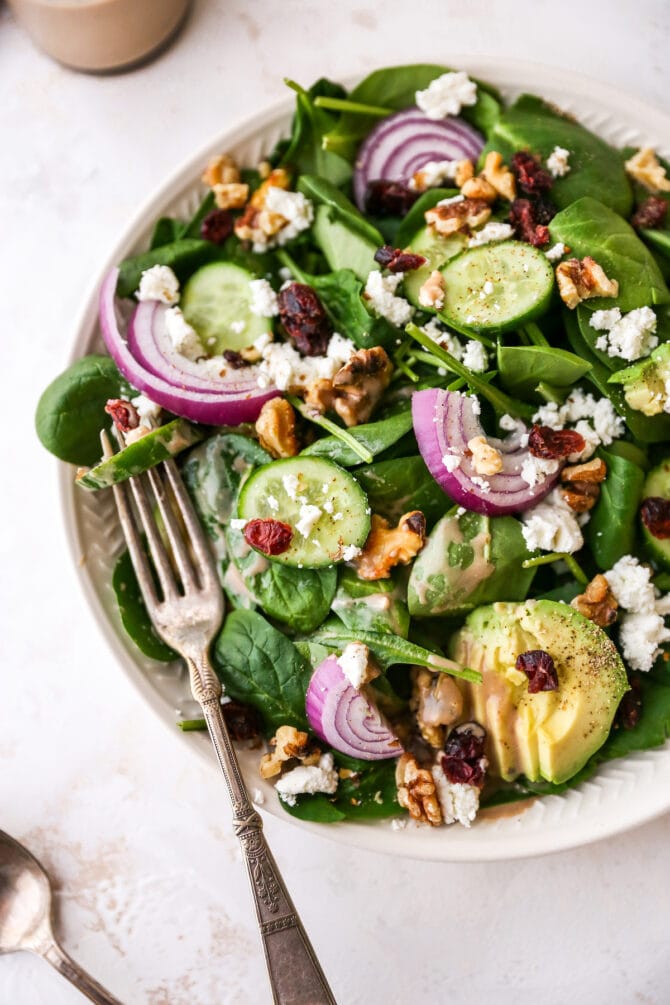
{"left": 76, "top": 420, "right": 204, "bottom": 491}
{"left": 641, "top": 459, "right": 670, "bottom": 569}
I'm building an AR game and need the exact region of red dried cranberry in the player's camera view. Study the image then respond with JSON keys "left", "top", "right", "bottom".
{"left": 223, "top": 349, "right": 250, "bottom": 369}
{"left": 640, "top": 496, "right": 670, "bottom": 539}
{"left": 516, "top": 650, "right": 559, "bottom": 693}
{"left": 615, "top": 674, "right": 642, "bottom": 730}
{"left": 243, "top": 518, "right": 293, "bottom": 556}
{"left": 511, "top": 151, "right": 554, "bottom": 194}
{"left": 222, "top": 699, "right": 262, "bottom": 741}
{"left": 509, "top": 198, "right": 552, "bottom": 247}
{"left": 374, "top": 245, "right": 427, "bottom": 273}
{"left": 631, "top": 196, "right": 668, "bottom": 230}
{"left": 105, "top": 398, "right": 139, "bottom": 433}
{"left": 441, "top": 722, "right": 487, "bottom": 788}
{"left": 364, "top": 180, "right": 418, "bottom": 218}
{"left": 528, "top": 424, "right": 585, "bottom": 460}
{"left": 277, "top": 282, "right": 332, "bottom": 357}
{"left": 200, "top": 208, "right": 234, "bottom": 244}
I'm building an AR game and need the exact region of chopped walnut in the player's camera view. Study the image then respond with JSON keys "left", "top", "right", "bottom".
{"left": 329, "top": 346, "right": 394, "bottom": 426}
{"left": 555, "top": 256, "right": 619, "bottom": 309}
{"left": 234, "top": 168, "right": 292, "bottom": 244}
{"left": 255, "top": 398, "right": 300, "bottom": 458}
{"left": 461, "top": 175, "right": 498, "bottom": 203}
{"left": 410, "top": 668, "right": 464, "bottom": 749}
{"left": 304, "top": 378, "right": 336, "bottom": 414}
{"left": 625, "top": 147, "right": 670, "bottom": 193}
{"left": 425, "top": 197, "right": 491, "bottom": 236}
{"left": 395, "top": 753, "right": 442, "bottom": 825}
{"left": 212, "top": 182, "right": 249, "bottom": 210}
{"left": 202, "top": 153, "right": 240, "bottom": 188}
{"left": 560, "top": 457, "right": 607, "bottom": 512}
{"left": 467, "top": 435, "right": 503, "bottom": 476}
{"left": 481, "top": 151, "right": 517, "bottom": 201}
{"left": 418, "top": 269, "right": 446, "bottom": 310}
{"left": 353, "top": 511, "right": 426, "bottom": 581}
{"left": 454, "top": 159, "right": 475, "bottom": 187}
{"left": 259, "top": 725, "right": 320, "bottom": 779}
{"left": 571, "top": 574, "right": 618, "bottom": 627}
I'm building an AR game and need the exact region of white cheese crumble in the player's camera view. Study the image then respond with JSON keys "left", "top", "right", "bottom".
{"left": 164, "top": 306, "right": 202, "bottom": 360}
{"left": 462, "top": 340, "right": 489, "bottom": 373}
{"left": 275, "top": 753, "right": 339, "bottom": 806}
{"left": 533, "top": 388, "right": 624, "bottom": 459}
{"left": 521, "top": 488, "right": 584, "bottom": 553}
{"left": 409, "top": 159, "right": 459, "bottom": 190}
{"left": 605, "top": 555, "right": 670, "bottom": 671}
{"left": 263, "top": 186, "right": 314, "bottom": 246}
{"left": 432, "top": 762, "right": 480, "bottom": 828}
{"left": 590, "top": 306, "right": 658, "bottom": 362}
{"left": 295, "top": 503, "right": 322, "bottom": 538}
{"left": 256, "top": 333, "right": 355, "bottom": 393}
{"left": 249, "top": 278, "right": 279, "bottom": 318}
{"left": 415, "top": 71, "right": 478, "bottom": 120}
{"left": 230, "top": 319, "right": 247, "bottom": 335}
{"left": 229, "top": 518, "right": 248, "bottom": 531}
{"left": 442, "top": 453, "right": 461, "bottom": 472}
{"left": 281, "top": 473, "right": 299, "bottom": 500}
{"left": 520, "top": 454, "right": 560, "bottom": 488}
{"left": 546, "top": 146, "right": 571, "bottom": 178}
{"left": 267, "top": 495, "right": 279, "bottom": 512}
{"left": 437, "top": 193, "right": 465, "bottom": 206}
{"left": 467, "top": 221, "right": 515, "bottom": 248}
{"left": 604, "top": 554, "right": 657, "bottom": 613}
{"left": 337, "top": 642, "right": 374, "bottom": 689}
{"left": 131, "top": 394, "right": 162, "bottom": 425}
{"left": 470, "top": 475, "right": 490, "bottom": 493}
{"left": 420, "top": 318, "right": 464, "bottom": 359}
{"left": 545, "top": 242, "right": 567, "bottom": 263}
{"left": 136, "top": 265, "right": 180, "bottom": 304}
{"left": 341, "top": 543, "right": 363, "bottom": 561}
{"left": 364, "top": 270, "right": 414, "bottom": 326}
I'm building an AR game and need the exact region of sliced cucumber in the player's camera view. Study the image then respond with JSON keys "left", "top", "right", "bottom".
{"left": 438, "top": 240, "right": 555, "bottom": 335}
{"left": 181, "top": 262, "right": 273, "bottom": 354}
{"left": 77, "top": 420, "right": 203, "bottom": 491}
{"left": 237, "top": 456, "right": 371, "bottom": 568}
{"left": 641, "top": 458, "right": 670, "bottom": 568}
{"left": 403, "top": 227, "right": 465, "bottom": 308}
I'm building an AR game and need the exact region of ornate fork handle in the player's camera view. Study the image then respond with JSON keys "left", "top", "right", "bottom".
{"left": 187, "top": 654, "right": 336, "bottom": 1005}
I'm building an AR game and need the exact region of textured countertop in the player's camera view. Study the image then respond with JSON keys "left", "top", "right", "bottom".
{"left": 2, "top": 1, "right": 670, "bottom": 1001}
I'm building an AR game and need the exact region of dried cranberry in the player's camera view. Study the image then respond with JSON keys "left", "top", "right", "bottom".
{"left": 200, "top": 208, "right": 234, "bottom": 244}
{"left": 511, "top": 151, "right": 554, "bottom": 194}
{"left": 640, "top": 496, "right": 670, "bottom": 539}
{"left": 222, "top": 699, "right": 262, "bottom": 742}
{"left": 277, "top": 282, "right": 331, "bottom": 357}
{"left": 516, "top": 650, "right": 559, "bottom": 693}
{"left": 441, "top": 722, "right": 487, "bottom": 788}
{"left": 528, "top": 424, "right": 585, "bottom": 460}
{"left": 615, "top": 674, "right": 642, "bottom": 730}
{"left": 223, "top": 349, "right": 250, "bottom": 369}
{"left": 374, "top": 245, "right": 427, "bottom": 273}
{"left": 105, "top": 398, "right": 139, "bottom": 433}
{"left": 364, "top": 180, "right": 418, "bottom": 218}
{"left": 243, "top": 518, "right": 293, "bottom": 556}
{"left": 631, "top": 196, "right": 668, "bottom": 230}
{"left": 509, "top": 197, "right": 553, "bottom": 247}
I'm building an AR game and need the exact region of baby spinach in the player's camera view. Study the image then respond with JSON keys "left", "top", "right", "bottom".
{"left": 586, "top": 449, "right": 645, "bottom": 568}
{"left": 112, "top": 550, "right": 177, "bottom": 662}
{"left": 548, "top": 197, "right": 670, "bottom": 312}
{"left": 302, "top": 408, "right": 413, "bottom": 466}
{"left": 116, "top": 238, "right": 219, "bottom": 299}
{"left": 35, "top": 354, "right": 126, "bottom": 466}
{"left": 332, "top": 567, "right": 410, "bottom": 638}
{"left": 213, "top": 609, "right": 313, "bottom": 732}
{"left": 297, "top": 174, "right": 383, "bottom": 248}
{"left": 483, "top": 94, "right": 633, "bottom": 216}
{"left": 281, "top": 759, "right": 400, "bottom": 822}
{"left": 280, "top": 79, "right": 352, "bottom": 187}
{"left": 353, "top": 455, "right": 452, "bottom": 527}
{"left": 497, "top": 344, "right": 591, "bottom": 400}
{"left": 180, "top": 191, "right": 216, "bottom": 239}
{"left": 150, "top": 217, "right": 183, "bottom": 249}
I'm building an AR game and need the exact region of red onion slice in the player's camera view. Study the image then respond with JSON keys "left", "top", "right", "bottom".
{"left": 412, "top": 388, "right": 560, "bottom": 516}
{"left": 353, "top": 108, "right": 484, "bottom": 210}
{"left": 305, "top": 656, "right": 403, "bottom": 761}
{"left": 99, "top": 269, "right": 278, "bottom": 425}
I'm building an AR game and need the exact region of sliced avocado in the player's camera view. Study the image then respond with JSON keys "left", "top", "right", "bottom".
{"left": 640, "top": 458, "right": 670, "bottom": 569}
{"left": 311, "top": 204, "right": 379, "bottom": 282}
{"left": 609, "top": 342, "right": 670, "bottom": 416}
{"left": 450, "top": 600, "right": 628, "bottom": 784}
{"left": 408, "top": 511, "right": 535, "bottom": 617}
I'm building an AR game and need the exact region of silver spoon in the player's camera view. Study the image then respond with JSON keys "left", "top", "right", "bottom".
{"left": 0, "top": 829, "right": 122, "bottom": 1003}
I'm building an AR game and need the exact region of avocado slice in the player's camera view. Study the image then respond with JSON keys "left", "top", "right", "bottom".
{"left": 450, "top": 600, "right": 628, "bottom": 784}
{"left": 609, "top": 342, "right": 670, "bottom": 416}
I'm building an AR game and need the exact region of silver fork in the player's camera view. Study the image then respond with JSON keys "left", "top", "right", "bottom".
{"left": 100, "top": 430, "right": 336, "bottom": 1005}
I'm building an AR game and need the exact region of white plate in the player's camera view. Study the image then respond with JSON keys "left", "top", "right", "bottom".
{"left": 61, "top": 58, "right": 670, "bottom": 861}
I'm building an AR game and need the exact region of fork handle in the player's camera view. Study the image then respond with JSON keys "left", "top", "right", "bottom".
{"left": 189, "top": 657, "right": 336, "bottom": 1005}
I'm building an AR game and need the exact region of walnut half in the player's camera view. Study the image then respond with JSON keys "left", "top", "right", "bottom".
{"left": 255, "top": 398, "right": 300, "bottom": 458}
{"left": 425, "top": 197, "right": 491, "bottom": 236}
{"left": 560, "top": 457, "right": 607, "bottom": 512}
{"left": 555, "top": 257, "right": 619, "bottom": 309}
{"left": 305, "top": 346, "right": 393, "bottom": 427}
{"left": 259, "top": 725, "right": 320, "bottom": 779}
{"left": 353, "top": 511, "right": 426, "bottom": 581}
{"left": 571, "top": 574, "right": 618, "bottom": 627}
{"left": 395, "top": 753, "right": 442, "bottom": 825}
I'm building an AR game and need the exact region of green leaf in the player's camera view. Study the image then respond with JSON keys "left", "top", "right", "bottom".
{"left": 586, "top": 449, "right": 645, "bottom": 568}
{"left": 297, "top": 173, "right": 383, "bottom": 247}
{"left": 179, "top": 191, "right": 216, "bottom": 239}
{"left": 116, "top": 239, "right": 219, "bottom": 299}
{"left": 497, "top": 344, "right": 591, "bottom": 400}
{"left": 280, "top": 79, "right": 352, "bottom": 187}
{"left": 353, "top": 454, "right": 451, "bottom": 528}
{"left": 302, "top": 409, "right": 413, "bottom": 466}
{"left": 150, "top": 217, "right": 183, "bottom": 249}
{"left": 112, "top": 550, "right": 177, "bottom": 662}
{"left": 332, "top": 567, "right": 410, "bottom": 638}
{"left": 213, "top": 610, "right": 313, "bottom": 732}
{"left": 281, "top": 759, "right": 400, "bottom": 822}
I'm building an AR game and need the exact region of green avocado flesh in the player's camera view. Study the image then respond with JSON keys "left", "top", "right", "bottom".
{"left": 450, "top": 600, "right": 628, "bottom": 784}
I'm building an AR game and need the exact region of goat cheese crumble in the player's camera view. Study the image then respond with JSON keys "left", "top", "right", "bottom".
{"left": 131, "top": 394, "right": 162, "bottom": 425}
{"left": 546, "top": 146, "right": 571, "bottom": 178}
{"left": 341, "top": 543, "right": 363, "bottom": 561}
{"left": 520, "top": 454, "right": 560, "bottom": 488}
{"left": 604, "top": 555, "right": 670, "bottom": 671}
{"left": 164, "top": 306, "right": 202, "bottom": 360}
{"left": 249, "top": 278, "right": 279, "bottom": 318}
{"left": 442, "top": 453, "right": 461, "bottom": 472}
{"left": 409, "top": 159, "right": 459, "bottom": 190}
{"left": 263, "top": 186, "right": 314, "bottom": 246}
{"left": 462, "top": 340, "right": 489, "bottom": 373}
{"left": 415, "top": 71, "right": 478, "bottom": 120}
{"left": 533, "top": 388, "right": 624, "bottom": 459}
{"left": 432, "top": 762, "right": 480, "bottom": 827}
{"left": 364, "top": 271, "right": 414, "bottom": 326}
{"left": 295, "top": 503, "right": 322, "bottom": 538}
{"left": 275, "top": 753, "right": 339, "bottom": 806}
{"left": 545, "top": 242, "right": 567, "bottom": 263}
{"left": 137, "top": 264, "right": 180, "bottom": 304}
{"left": 337, "top": 642, "right": 374, "bottom": 689}
{"left": 521, "top": 488, "right": 584, "bottom": 553}
{"left": 590, "top": 306, "right": 658, "bottom": 362}
{"left": 256, "top": 333, "right": 355, "bottom": 392}
{"left": 467, "top": 221, "right": 515, "bottom": 248}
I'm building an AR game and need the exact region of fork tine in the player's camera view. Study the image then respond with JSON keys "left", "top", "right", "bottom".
{"left": 146, "top": 466, "right": 198, "bottom": 591}
{"left": 101, "top": 430, "right": 159, "bottom": 611}
{"left": 161, "top": 458, "right": 220, "bottom": 590}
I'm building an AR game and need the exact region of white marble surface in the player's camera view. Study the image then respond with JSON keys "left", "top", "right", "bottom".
{"left": 2, "top": 1, "right": 670, "bottom": 1002}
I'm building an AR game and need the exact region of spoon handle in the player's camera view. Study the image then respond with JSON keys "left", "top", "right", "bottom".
{"left": 43, "top": 941, "right": 123, "bottom": 1004}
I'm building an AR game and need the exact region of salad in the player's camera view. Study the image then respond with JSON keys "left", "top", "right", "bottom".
{"left": 36, "top": 64, "right": 670, "bottom": 832}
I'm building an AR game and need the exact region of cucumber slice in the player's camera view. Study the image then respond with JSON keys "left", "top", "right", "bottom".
{"left": 181, "top": 262, "right": 273, "bottom": 354}
{"left": 641, "top": 458, "right": 670, "bottom": 568}
{"left": 76, "top": 420, "right": 203, "bottom": 491}
{"left": 438, "top": 240, "right": 555, "bottom": 335}
{"left": 237, "top": 456, "right": 371, "bottom": 568}
{"left": 403, "top": 227, "right": 465, "bottom": 308}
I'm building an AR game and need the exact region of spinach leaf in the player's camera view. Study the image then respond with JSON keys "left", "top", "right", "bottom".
{"left": 297, "top": 174, "right": 383, "bottom": 248}
{"left": 353, "top": 455, "right": 451, "bottom": 527}
{"left": 302, "top": 408, "right": 413, "bottom": 466}
{"left": 281, "top": 759, "right": 400, "bottom": 822}
{"left": 482, "top": 94, "right": 633, "bottom": 216}
{"left": 112, "top": 550, "right": 177, "bottom": 662}
{"left": 548, "top": 197, "right": 670, "bottom": 311}
{"left": 150, "top": 217, "right": 183, "bottom": 249}
{"left": 280, "top": 79, "right": 352, "bottom": 187}
{"left": 180, "top": 191, "right": 216, "bottom": 239}
{"left": 35, "top": 354, "right": 126, "bottom": 466}
{"left": 497, "top": 344, "right": 591, "bottom": 400}
{"left": 213, "top": 610, "right": 313, "bottom": 732}
{"left": 332, "top": 567, "right": 410, "bottom": 638}
{"left": 116, "top": 238, "right": 219, "bottom": 299}
{"left": 641, "top": 227, "right": 670, "bottom": 263}
{"left": 586, "top": 449, "right": 645, "bottom": 568}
